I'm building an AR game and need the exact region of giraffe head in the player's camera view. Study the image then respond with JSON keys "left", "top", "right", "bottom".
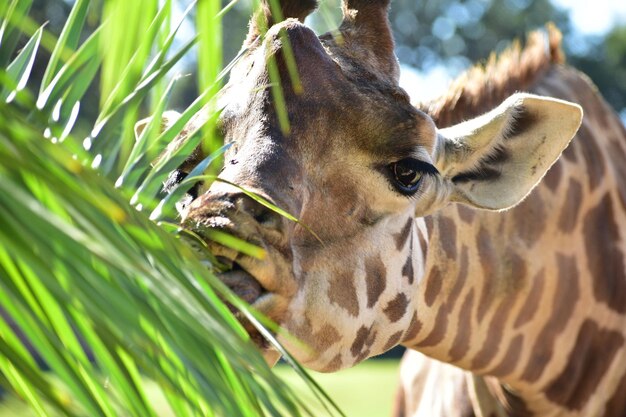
{"left": 180, "top": 0, "right": 582, "bottom": 371}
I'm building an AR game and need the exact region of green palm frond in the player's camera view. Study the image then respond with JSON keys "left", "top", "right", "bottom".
{"left": 0, "top": 0, "right": 343, "bottom": 416}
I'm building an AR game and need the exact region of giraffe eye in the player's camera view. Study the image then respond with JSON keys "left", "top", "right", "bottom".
{"left": 163, "top": 169, "right": 201, "bottom": 200}
{"left": 389, "top": 158, "right": 438, "bottom": 195}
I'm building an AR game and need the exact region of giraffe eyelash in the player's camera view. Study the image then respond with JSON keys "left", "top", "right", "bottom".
{"left": 382, "top": 158, "right": 439, "bottom": 197}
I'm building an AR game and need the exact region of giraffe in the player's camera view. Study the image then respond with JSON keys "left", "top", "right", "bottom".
{"left": 392, "top": 26, "right": 626, "bottom": 417}
{"left": 170, "top": 0, "right": 626, "bottom": 415}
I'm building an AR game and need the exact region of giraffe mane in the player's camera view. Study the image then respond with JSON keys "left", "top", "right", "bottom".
{"left": 419, "top": 24, "right": 565, "bottom": 128}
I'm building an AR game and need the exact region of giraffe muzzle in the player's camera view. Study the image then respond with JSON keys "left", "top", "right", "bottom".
{"left": 181, "top": 184, "right": 298, "bottom": 353}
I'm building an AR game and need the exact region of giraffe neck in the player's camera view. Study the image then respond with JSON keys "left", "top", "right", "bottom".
{"left": 402, "top": 65, "right": 626, "bottom": 416}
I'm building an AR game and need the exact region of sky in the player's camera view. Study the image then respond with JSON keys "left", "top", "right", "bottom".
{"left": 552, "top": 0, "right": 626, "bottom": 35}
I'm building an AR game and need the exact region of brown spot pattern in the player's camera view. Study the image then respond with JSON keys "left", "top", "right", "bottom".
{"left": 315, "top": 324, "right": 342, "bottom": 350}
{"left": 489, "top": 334, "right": 523, "bottom": 377}
{"left": 402, "top": 312, "right": 422, "bottom": 343}
{"left": 558, "top": 178, "right": 583, "bottom": 233}
{"left": 287, "top": 315, "right": 342, "bottom": 353}
{"left": 395, "top": 218, "right": 413, "bottom": 250}
{"left": 521, "top": 254, "right": 579, "bottom": 382}
{"left": 514, "top": 269, "right": 545, "bottom": 329}
{"left": 438, "top": 216, "right": 457, "bottom": 259}
{"left": 328, "top": 271, "right": 359, "bottom": 317}
{"left": 543, "top": 159, "right": 562, "bottom": 191}
{"left": 448, "top": 290, "right": 475, "bottom": 362}
{"left": 382, "top": 331, "right": 404, "bottom": 352}
{"left": 457, "top": 204, "right": 476, "bottom": 223}
{"left": 354, "top": 326, "right": 378, "bottom": 363}
{"left": 476, "top": 226, "right": 496, "bottom": 322}
{"left": 384, "top": 293, "right": 409, "bottom": 323}
{"left": 605, "top": 370, "right": 626, "bottom": 417}
{"left": 513, "top": 192, "right": 546, "bottom": 247}
{"left": 471, "top": 296, "right": 516, "bottom": 370}
{"left": 506, "top": 251, "right": 527, "bottom": 287}
{"left": 324, "top": 354, "right": 343, "bottom": 372}
{"left": 424, "top": 267, "right": 442, "bottom": 307}
{"left": 350, "top": 325, "right": 371, "bottom": 357}
{"left": 448, "top": 246, "right": 469, "bottom": 311}
{"left": 584, "top": 195, "right": 626, "bottom": 313}
{"left": 402, "top": 256, "right": 414, "bottom": 284}
{"left": 545, "top": 319, "right": 624, "bottom": 410}
{"left": 578, "top": 122, "right": 606, "bottom": 190}
{"left": 561, "top": 133, "right": 579, "bottom": 163}
{"left": 365, "top": 256, "right": 387, "bottom": 309}
{"left": 415, "top": 304, "right": 448, "bottom": 347}
{"left": 609, "top": 137, "right": 626, "bottom": 212}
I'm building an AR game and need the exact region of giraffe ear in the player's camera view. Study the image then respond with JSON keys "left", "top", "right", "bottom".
{"left": 435, "top": 93, "right": 583, "bottom": 210}
{"left": 134, "top": 110, "right": 181, "bottom": 142}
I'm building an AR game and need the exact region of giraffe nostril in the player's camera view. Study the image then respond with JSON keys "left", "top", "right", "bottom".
{"left": 236, "top": 195, "right": 282, "bottom": 230}
{"left": 252, "top": 207, "right": 274, "bottom": 224}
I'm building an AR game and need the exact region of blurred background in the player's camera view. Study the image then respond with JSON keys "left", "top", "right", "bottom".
{"left": 29, "top": 0, "right": 626, "bottom": 128}
{"left": 14, "top": 1, "right": 626, "bottom": 416}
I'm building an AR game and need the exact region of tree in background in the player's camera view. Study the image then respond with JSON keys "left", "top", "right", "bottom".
{"left": 570, "top": 26, "right": 626, "bottom": 118}
{"left": 388, "top": 0, "right": 570, "bottom": 73}
{"left": 394, "top": 0, "right": 626, "bottom": 119}
{"left": 23, "top": 0, "right": 626, "bottom": 122}
{"left": 309, "top": 0, "right": 626, "bottom": 120}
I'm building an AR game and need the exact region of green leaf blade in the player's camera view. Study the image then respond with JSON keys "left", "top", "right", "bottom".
{"left": 1, "top": 24, "right": 42, "bottom": 103}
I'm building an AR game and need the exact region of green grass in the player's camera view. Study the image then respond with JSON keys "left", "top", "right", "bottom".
{"left": 275, "top": 360, "right": 401, "bottom": 417}
{"left": 0, "top": 360, "right": 401, "bottom": 417}
{"left": 0, "top": 377, "right": 175, "bottom": 417}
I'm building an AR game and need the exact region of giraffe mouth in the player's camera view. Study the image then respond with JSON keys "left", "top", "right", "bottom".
{"left": 217, "top": 259, "right": 266, "bottom": 305}
{"left": 184, "top": 227, "right": 285, "bottom": 351}
{"left": 213, "top": 256, "right": 274, "bottom": 349}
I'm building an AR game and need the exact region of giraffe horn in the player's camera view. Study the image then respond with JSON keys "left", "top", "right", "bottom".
{"left": 339, "top": 0, "right": 399, "bottom": 83}
{"left": 246, "top": 0, "right": 318, "bottom": 45}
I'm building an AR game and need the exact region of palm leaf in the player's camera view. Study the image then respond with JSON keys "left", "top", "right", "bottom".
{"left": 0, "top": 0, "right": 33, "bottom": 67}
{"left": 0, "top": 103, "right": 320, "bottom": 417}
{"left": 0, "top": 1, "right": 344, "bottom": 416}
{"left": 0, "top": 23, "right": 41, "bottom": 103}
{"left": 39, "top": 0, "right": 90, "bottom": 94}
